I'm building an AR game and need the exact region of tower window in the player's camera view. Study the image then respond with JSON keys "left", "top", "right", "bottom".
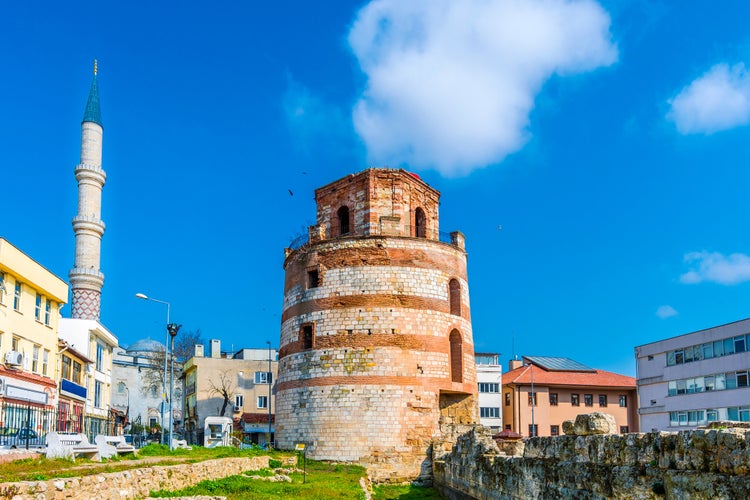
{"left": 449, "top": 279, "right": 461, "bottom": 316}
{"left": 337, "top": 206, "right": 350, "bottom": 236}
{"left": 301, "top": 323, "right": 315, "bottom": 350}
{"left": 414, "top": 207, "right": 426, "bottom": 238}
{"left": 449, "top": 329, "right": 463, "bottom": 383}
{"left": 307, "top": 269, "right": 319, "bottom": 289}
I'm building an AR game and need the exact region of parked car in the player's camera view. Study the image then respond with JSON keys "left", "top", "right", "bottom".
{"left": 0, "top": 427, "right": 46, "bottom": 449}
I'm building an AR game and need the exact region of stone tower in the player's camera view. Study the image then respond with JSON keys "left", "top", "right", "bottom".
{"left": 276, "top": 168, "right": 478, "bottom": 482}
{"left": 69, "top": 61, "right": 106, "bottom": 320}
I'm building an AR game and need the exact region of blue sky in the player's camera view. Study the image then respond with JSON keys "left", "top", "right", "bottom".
{"left": 3, "top": 1, "right": 750, "bottom": 376}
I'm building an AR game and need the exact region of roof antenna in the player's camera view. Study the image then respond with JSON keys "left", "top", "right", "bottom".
{"left": 93, "top": 59, "right": 98, "bottom": 76}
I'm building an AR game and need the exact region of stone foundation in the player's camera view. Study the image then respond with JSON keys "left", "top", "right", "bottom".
{"left": 433, "top": 426, "right": 750, "bottom": 499}
{"left": 2, "top": 456, "right": 278, "bottom": 500}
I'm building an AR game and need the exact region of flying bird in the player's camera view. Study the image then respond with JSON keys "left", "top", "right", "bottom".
{"left": 288, "top": 189, "right": 294, "bottom": 196}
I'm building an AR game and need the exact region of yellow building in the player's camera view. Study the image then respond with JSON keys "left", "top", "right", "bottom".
{"left": 0, "top": 238, "right": 68, "bottom": 433}
{"left": 183, "top": 340, "right": 278, "bottom": 446}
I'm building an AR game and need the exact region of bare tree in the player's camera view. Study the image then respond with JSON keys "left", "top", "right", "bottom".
{"left": 138, "top": 329, "right": 203, "bottom": 397}
{"left": 207, "top": 369, "right": 237, "bottom": 416}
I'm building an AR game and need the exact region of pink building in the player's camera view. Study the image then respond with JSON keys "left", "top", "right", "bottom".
{"left": 503, "top": 356, "right": 638, "bottom": 437}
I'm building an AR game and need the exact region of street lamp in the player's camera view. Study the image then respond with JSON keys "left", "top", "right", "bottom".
{"left": 135, "top": 292, "right": 170, "bottom": 445}
{"left": 266, "top": 341, "right": 272, "bottom": 448}
{"left": 167, "top": 323, "right": 181, "bottom": 450}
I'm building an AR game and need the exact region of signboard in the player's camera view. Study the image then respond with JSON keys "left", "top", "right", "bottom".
{"left": 295, "top": 443, "right": 306, "bottom": 451}
{"left": 6, "top": 385, "right": 48, "bottom": 405}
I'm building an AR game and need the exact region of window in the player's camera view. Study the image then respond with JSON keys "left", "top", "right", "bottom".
{"left": 599, "top": 395, "right": 608, "bottom": 407}
{"left": 35, "top": 294, "right": 42, "bottom": 320}
{"left": 149, "top": 417, "right": 158, "bottom": 428}
{"left": 528, "top": 392, "right": 537, "bottom": 406}
{"left": 72, "top": 361, "right": 82, "bottom": 384}
{"left": 12, "top": 337, "right": 18, "bottom": 351}
{"left": 505, "top": 392, "right": 511, "bottom": 406}
{"left": 32, "top": 346, "right": 39, "bottom": 372}
{"left": 414, "top": 207, "right": 426, "bottom": 238}
{"left": 449, "top": 330, "right": 463, "bottom": 383}
{"left": 706, "top": 409, "right": 719, "bottom": 422}
{"left": 234, "top": 394, "right": 244, "bottom": 408}
{"left": 94, "top": 381, "right": 103, "bottom": 408}
{"left": 95, "top": 343, "right": 104, "bottom": 371}
{"left": 737, "top": 371, "right": 749, "bottom": 388}
{"left": 255, "top": 371, "right": 273, "bottom": 384}
{"left": 550, "top": 425, "right": 559, "bottom": 436}
{"left": 480, "top": 407, "right": 500, "bottom": 418}
{"left": 528, "top": 424, "right": 538, "bottom": 437}
{"left": 620, "top": 426, "right": 629, "bottom": 434}
{"left": 736, "top": 336, "right": 747, "bottom": 353}
{"left": 151, "top": 385, "right": 159, "bottom": 398}
{"left": 62, "top": 355, "right": 72, "bottom": 381}
{"left": 337, "top": 206, "right": 350, "bottom": 235}
{"left": 42, "top": 349, "right": 49, "bottom": 376}
{"left": 118, "top": 382, "right": 126, "bottom": 393}
{"left": 0, "top": 272, "right": 4, "bottom": 303}
{"left": 44, "top": 299, "right": 51, "bottom": 325}
{"left": 619, "top": 395, "right": 627, "bottom": 407}
{"left": 301, "top": 324, "right": 314, "bottom": 350}
{"left": 13, "top": 281, "right": 21, "bottom": 311}
{"left": 571, "top": 394, "right": 580, "bottom": 406}
{"left": 257, "top": 396, "right": 268, "bottom": 409}
{"left": 478, "top": 383, "right": 499, "bottom": 393}
{"left": 505, "top": 424, "right": 511, "bottom": 430}
{"left": 584, "top": 394, "right": 593, "bottom": 407}
{"left": 549, "top": 393, "right": 558, "bottom": 406}
{"left": 449, "top": 279, "right": 461, "bottom": 316}
{"left": 307, "top": 269, "right": 319, "bottom": 289}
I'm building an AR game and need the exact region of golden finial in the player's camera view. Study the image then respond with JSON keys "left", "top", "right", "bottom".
{"left": 93, "top": 59, "right": 98, "bottom": 76}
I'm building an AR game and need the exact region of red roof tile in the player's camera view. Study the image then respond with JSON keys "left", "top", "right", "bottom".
{"left": 505, "top": 364, "right": 635, "bottom": 388}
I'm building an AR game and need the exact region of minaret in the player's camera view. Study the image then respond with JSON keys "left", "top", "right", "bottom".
{"left": 69, "top": 60, "right": 106, "bottom": 320}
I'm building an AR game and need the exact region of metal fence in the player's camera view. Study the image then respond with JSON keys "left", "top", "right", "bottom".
{"left": 0, "top": 401, "right": 115, "bottom": 449}
{"left": 286, "top": 225, "right": 459, "bottom": 250}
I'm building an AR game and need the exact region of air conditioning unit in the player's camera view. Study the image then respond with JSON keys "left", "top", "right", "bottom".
{"left": 233, "top": 405, "right": 242, "bottom": 413}
{"left": 4, "top": 351, "right": 22, "bottom": 366}
{"left": 0, "top": 377, "right": 5, "bottom": 395}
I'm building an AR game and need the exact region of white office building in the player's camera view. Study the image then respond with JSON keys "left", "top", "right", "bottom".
{"left": 475, "top": 352, "right": 502, "bottom": 432}
{"left": 635, "top": 318, "right": 750, "bottom": 431}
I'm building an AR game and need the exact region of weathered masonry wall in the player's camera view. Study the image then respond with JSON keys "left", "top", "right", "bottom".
{"left": 2, "top": 456, "right": 272, "bottom": 500}
{"left": 434, "top": 426, "right": 750, "bottom": 499}
{"left": 277, "top": 168, "right": 477, "bottom": 483}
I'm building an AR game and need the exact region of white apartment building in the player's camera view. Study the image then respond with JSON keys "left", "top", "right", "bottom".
{"left": 475, "top": 352, "right": 502, "bottom": 432}
{"left": 636, "top": 318, "right": 750, "bottom": 431}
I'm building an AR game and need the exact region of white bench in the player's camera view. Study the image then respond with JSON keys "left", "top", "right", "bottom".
{"left": 46, "top": 432, "right": 100, "bottom": 461}
{"left": 95, "top": 434, "right": 136, "bottom": 459}
{"left": 172, "top": 438, "right": 192, "bottom": 450}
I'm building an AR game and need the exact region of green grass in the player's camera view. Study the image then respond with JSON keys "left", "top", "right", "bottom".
{"left": 0, "top": 445, "right": 276, "bottom": 483}
{"left": 150, "top": 460, "right": 371, "bottom": 499}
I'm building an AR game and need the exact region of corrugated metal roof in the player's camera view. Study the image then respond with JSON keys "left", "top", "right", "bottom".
{"left": 523, "top": 356, "right": 595, "bottom": 372}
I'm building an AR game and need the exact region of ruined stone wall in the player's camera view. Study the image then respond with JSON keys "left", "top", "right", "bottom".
{"left": 277, "top": 169, "right": 476, "bottom": 483}
{"left": 1, "top": 456, "right": 272, "bottom": 500}
{"left": 433, "top": 426, "right": 750, "bottom": 499}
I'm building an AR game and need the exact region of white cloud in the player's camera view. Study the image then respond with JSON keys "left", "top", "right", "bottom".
{"left": 667, "top": 63, "right": 750, "bottom": 134}
{"left": 680, "top": 251, "right": 750, "bottom": 285}
{"left": 655, "top": 305, "right": 678, "bottom": 319}
{"left": 347, "top": 0, "right": 618, "bottom": 177}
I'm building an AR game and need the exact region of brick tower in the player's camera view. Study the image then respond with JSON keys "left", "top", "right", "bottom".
{"left": 69, "top": 61, "right": 106, "bottom": 320}
{"left": 276, "top": 168, "right": 477, "bottom": 482}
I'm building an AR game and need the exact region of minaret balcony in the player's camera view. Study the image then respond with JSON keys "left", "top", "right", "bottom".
{"left": 69, "top": 267, "right": 105, "bottom": 287}
{"left": 75, "top": 163, "right": 107, "bottom": 184}
{"left": 72, "top": 215, "right": 106, "bottom": 235}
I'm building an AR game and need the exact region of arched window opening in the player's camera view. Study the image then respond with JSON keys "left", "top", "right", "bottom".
{"left": 415, "top": 207, "right": 426, "bottom": 238}
{"left": 449, "top": 329, "right": 463, "bottom": 383}
{"left": 449, "top": 279, "right": 461, "bottom": 316}
{"left": 337, "top": 206, "right": 350, "bottom": 236}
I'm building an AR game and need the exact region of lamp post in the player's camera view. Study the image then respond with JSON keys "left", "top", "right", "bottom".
{"left": 266, "top": 341, "right": 272, "bottom": 448}
{"left": 167, "top": 323, "right": 181, "bottom": 450}
{"left": 135, "top": 292, "right": 170, "bottom": 445}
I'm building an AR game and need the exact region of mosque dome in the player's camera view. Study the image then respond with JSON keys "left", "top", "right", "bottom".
{"left": 126, "top": 338, "right": 165, "bottom": 353}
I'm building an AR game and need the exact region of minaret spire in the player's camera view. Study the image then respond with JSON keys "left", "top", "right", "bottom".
{"left": 69, "top": 62, "right": 107, "bottom": 320}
